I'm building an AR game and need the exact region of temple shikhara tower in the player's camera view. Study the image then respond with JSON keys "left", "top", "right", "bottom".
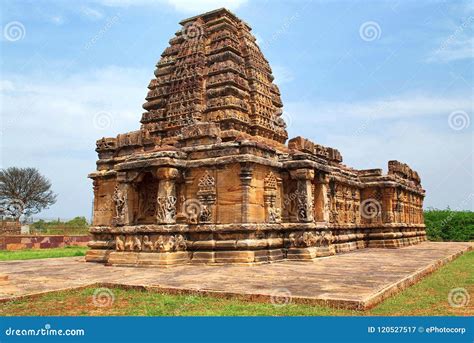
{"left": 86, "top": 8, "right": 426, "bottom": 266}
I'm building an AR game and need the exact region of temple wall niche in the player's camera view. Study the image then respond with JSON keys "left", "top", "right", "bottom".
{"left": 93, "top": 178, "right": 116, "bottom": 226}
{"left": 134, "top": 172, "right": 158, "bottom": 224}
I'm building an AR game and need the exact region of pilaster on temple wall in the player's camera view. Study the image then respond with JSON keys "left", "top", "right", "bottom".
{"left": 289, "top": 169, "right": 315, "bottom": 223}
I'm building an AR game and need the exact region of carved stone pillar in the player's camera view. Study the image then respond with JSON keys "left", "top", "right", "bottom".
{"left": 399, "top": 191, "right": 406, "bottom": 223}
{"left": 239, "top": 163, "right": 253, "bottom": 223}
{"left": 314, "top": 172, "right": 330, "bottom": 223}
{"left": 155, "top": 167, "right": 179, "bottom": 224}
{"left": 290, "top": 169, "right": 315, "bottom": 223}
{"left": 393, "top": 188, "right": 401, "bottom": 223}
{"left": 414, "top": 196, "right": 418, "bottom": 224}
{"left": 406, "top": 193, "right": 412, "bottom": 224}
{"left": 382, "top": 187, "right": 395, "bottom": 223}
{"left": 418, "top": 196, "right": 424, "bottom": 224}
{"left": 354, "top": 189, "right": 361, "bottom": 225}
{"left": 92, "top": 179, "right": 100, "bottom": 226}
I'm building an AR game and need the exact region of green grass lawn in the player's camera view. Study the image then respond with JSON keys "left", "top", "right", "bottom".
{"left": 1, "top": 251, "right": 472, "bottom": 316}
{"left": 0, "top": 246, "right": 88, "bottom": 261}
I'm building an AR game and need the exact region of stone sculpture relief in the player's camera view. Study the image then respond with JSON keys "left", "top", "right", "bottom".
{"left": 113, "top": 184, "right": 127, "bottom": 225}
{"left": 115, "top": 234, "right": 186, "bottom": 252}
{"left": 156, "top": 196, "right": 177, "bottom": 223}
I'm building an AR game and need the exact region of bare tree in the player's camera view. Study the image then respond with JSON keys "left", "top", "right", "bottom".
{"left": 0, "top": 167, "right": 57, "bottom": 219}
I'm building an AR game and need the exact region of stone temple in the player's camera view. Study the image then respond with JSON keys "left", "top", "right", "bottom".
{"left": 86, "top": 8, "right": 426, "bottom": 266}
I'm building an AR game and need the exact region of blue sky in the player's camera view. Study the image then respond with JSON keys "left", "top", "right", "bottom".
{"left": 1, "top": 0, "right": 473, "bottom": 220}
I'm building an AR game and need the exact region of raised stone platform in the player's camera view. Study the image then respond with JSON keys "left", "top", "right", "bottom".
{"left": 0, "top": 242, "right": 471, "bottom": 310}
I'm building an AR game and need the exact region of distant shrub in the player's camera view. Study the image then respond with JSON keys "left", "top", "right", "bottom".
{"left": 30, "top": 217, "right": 89, "bottom": 235}
{"left": 65, "top": 216, "right": 88, "bottom": 228}
{"left": 30, "top": 219, "right": 47, "bottom": 232}
{"left": 424, "top": 209, "right": 474, "bottom": 242}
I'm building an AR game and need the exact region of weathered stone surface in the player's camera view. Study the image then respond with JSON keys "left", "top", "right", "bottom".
{"left": 1, "top": 242, "right": 471, "bottom": 310}
{"left": 87, "top": 8, "right": 427, "bottom": 267}
{"left": 0, "top": 220, "right": 20, "bottom": 235}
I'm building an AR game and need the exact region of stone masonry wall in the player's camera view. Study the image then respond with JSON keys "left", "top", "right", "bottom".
{"left": 0, "top": 235, "right": 90, "bottom": 251}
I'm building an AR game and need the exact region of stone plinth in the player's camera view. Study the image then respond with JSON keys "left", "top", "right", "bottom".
{"left": 2, "top": 242, "right": 471, "bottom": 310}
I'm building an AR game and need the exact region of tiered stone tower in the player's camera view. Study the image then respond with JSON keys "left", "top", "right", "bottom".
{"left": 141, "top": 10, "right": 287, "bottom": 147}
{"left": 87, "top": 8, "right": 426, "bottom": 266}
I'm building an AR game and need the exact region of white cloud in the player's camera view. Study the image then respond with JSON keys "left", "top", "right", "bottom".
{"left": 96, "top": 0, "right": 248, "bottom": 13}
{"left": 427, "top": 36, "right": 473, "bottom": 63}
{"left": 165, "top": 0, "right": 247, "bottom": 13}
{"left": 285, "top": 93, "right": 472, "bottom": 124}
{"left": 272, "top": 65, "right": 294, "bottom": 85}
{"left": 81, "top": 7, "right": 104, "bottom": 20}
{"left": 0, "top": 80, "right": 15, "bottom": 92}
{"left": 253, "top": 32, "right": 264, "bottom": 46}
{"left": 49, "top": 15, "right": 65, "bottom": 25}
